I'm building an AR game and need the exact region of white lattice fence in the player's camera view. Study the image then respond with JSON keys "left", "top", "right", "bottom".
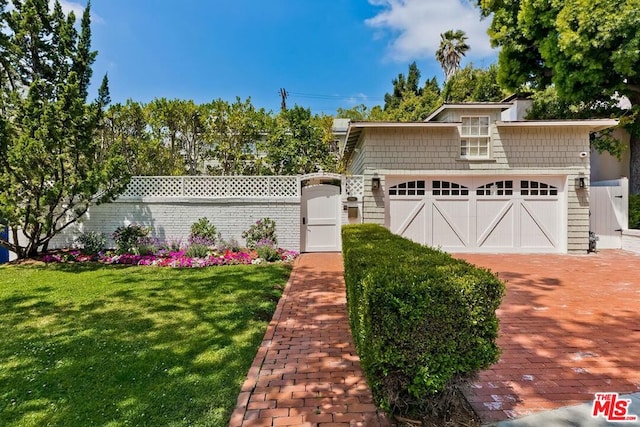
{"left": 120, "top": 176, "right": 300, "bottom": 199}
{"left": 345, "top": 176, "right": 364, "bottom": 198}
{"left": 121, "top": 176, "right": 184, "bottom": 198}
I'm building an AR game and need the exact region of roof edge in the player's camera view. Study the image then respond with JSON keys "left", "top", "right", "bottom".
{"left": 424, "top": 102, "right": 514, "bottom": 122}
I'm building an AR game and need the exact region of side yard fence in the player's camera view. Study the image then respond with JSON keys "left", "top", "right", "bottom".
{"left": 48, "top": 175, "right": 364, "bottom": 254}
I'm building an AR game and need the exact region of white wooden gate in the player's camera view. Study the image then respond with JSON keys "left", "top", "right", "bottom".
{"left": 301, "top": 184, "right": 342, "bottom": 252}
{"left": 590, "top": 178, "right": 629, "bottom": 249}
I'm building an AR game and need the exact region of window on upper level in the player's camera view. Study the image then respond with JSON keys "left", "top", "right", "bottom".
{"left": 460, "top": 116, "right": 490, "bottom": 159}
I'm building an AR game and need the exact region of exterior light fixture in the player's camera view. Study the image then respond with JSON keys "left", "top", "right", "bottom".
{"left": 575, "top": 177, "right": 586, "bottom": 189}
{"left": 371, "top": 177, "right": 381, "bottom": 191}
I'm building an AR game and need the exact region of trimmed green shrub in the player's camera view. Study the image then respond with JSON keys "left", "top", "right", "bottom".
{"left": 112, "top": 224, "right": 151, "bottom": 254}
{"left": 75, "top": 231, "right": 106, "bottom": 255}
{"left": 342, "top": 224, "right": 505, "bottom": 418}
{"left": 189, "top": 218, "right": 217, "bottom": 245}
{"left": 185, "top": 243, "right": 209, "bottom": 258}
{"left": 630, "top": 194, "right": 640, "bottom": 229}
{"left": 216, "top": 234, "right": 242, "bottom": 252}
{"left": 242, "top": 218, "right": 278, "bottom": 249}
{"left": 255, "top": 239, "right": 279, "bottom": 261}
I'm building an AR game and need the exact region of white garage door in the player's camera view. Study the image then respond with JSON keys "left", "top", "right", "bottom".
{"left": 387, "top": 177, "right": 565, "bottom": 253}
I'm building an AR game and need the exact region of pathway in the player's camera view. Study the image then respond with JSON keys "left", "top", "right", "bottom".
{"left": 229, "top": 253, "right": 391, "bottom": 427}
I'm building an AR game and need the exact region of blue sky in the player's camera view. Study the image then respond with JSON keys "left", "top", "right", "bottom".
{"left": 72, "top": 0, "right": 497, "bottom": 114}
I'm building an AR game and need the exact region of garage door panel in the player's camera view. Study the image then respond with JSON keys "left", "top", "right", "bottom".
{"left": 520, "top": 201, "right": 557, "bottom": 248}
{"left": 390, "top": 199, "right": 427, "bottom": 244}
{"left": 432, "top": 200, "right": 470, "bottom": 248}
{"left": 476, "top": 201, "right": 515, "bottom": 248}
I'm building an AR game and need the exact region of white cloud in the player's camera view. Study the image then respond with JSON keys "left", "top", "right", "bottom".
{"left": 50, "top": 1, "right": 104, "bottom": 24}
{"left": 346, "top": 93, "right": 370, "bottom": 105}
{"left": 366, "top": 0, "right": 493, "bottom": 62}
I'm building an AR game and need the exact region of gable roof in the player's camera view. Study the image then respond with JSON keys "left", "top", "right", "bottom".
{"left": 424, "top": 102, "right": 513, "bottom": 122}
{"left": 341, "top": 121, "right": 459, "bottom": 159}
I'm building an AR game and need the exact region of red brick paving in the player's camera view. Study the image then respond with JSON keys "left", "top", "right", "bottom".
{"left": 457, "top": 250, "right": 640, "bottom": 423}
{"left": 229, "top": 253, "right": 391, "bottom": 427}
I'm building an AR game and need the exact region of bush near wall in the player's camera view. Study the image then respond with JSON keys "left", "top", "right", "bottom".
{"left": 342, "top": 224, "right": 505, "bottom": 418}
{"left": 630, "top": 194, "right": 640, "bottom": 229}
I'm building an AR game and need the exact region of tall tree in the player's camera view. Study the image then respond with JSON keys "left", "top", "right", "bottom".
{"left": 476, "top": 0, "right": 640, "bottom": 193}
{"left": 266, "top": 105, "right": 338, "bottom": 175}
{"left": 145, "top": 97, "right": 188, "bottom": 168}
{"left": 0, "top": 0, "right": 128, "bottom": 258}
{"left": 100, "top": 100, "right": 182, "bottom": 175}
{"left": 384, "top": 61, "right": 422, "bottom": 111}
{"left": 436, "top": 29, "right": 470, "bottom": 82}
{"left": 204, "top": 97, "right": 270, "bottom": 175}
{"left": 442, "top": 64, "right": 505, "bottom": 102}
{"left": 379, "top": 62, "right": 443, "bottom": 121}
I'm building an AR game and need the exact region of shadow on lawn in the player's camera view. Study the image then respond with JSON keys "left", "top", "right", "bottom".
{"left": 0, "top": 264, "right": 290, "bottom": 427}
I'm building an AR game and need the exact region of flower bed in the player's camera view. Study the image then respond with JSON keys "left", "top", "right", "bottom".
{"left": 41, "top": 248, "right": 299, "bottom": 267}
{"left": 41, "top": 219, "right": 299, "bottom": 268}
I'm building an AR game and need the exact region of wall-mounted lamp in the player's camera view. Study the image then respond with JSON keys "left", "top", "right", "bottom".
{"left": 371, "top": 177, "right": 381, "bottom": 191}
{"left": 575, "top": 177, "right": 587, "bottom": 189}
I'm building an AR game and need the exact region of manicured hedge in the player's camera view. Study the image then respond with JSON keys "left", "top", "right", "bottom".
{"left": 342, "top": 224, "right": 505, "bottom": 417}
{"left": 630, "top": 194, "right": 640, "bottom": 229}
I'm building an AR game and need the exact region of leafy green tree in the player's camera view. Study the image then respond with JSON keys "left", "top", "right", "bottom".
{"left": 0, "top": 0, "right": 129, "bottom": 258}
{"left": 205, "top": 97, "right": 270, "bottom": 175}
{"left": 477, "top": 0, "right": 640, "bottom": 192}
{"left": 100, "top": 100, "right": 182, "bottom": 175}
{"left": 145, "top": 98, "right": 190, "bottom": 172}
{"left": 336, "top": 104, "right": 391, "bottom": 121}
{"left": 336, "top": 104, "right": 371, "bottom": 121}
{"left": 384, "top": 61, "right": 423, "bottom": 111}
{"left": 383, "top": 81, "right": 441, "bottom": 121}
{"left": 436, "top": 29, "right": 470, "bottom": 82}
{"left": 381, "top": 63, "right": 442, "bottom": 121}
{"left": 266, "top": 105, "right": 338, "bottom": 175}
{"left": 442, "top": 64, "right": 505, "bottom": 102}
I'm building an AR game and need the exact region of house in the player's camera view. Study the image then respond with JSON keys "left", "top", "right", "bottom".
{"left": 341, "top": 102, "right": 618, "bottom": 253}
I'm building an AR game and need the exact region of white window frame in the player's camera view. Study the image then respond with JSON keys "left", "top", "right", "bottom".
{"left": 460, "top": 116, "right": 491, "bottom": 159}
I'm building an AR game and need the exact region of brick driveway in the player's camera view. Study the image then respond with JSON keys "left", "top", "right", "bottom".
{"left": 456, "top": 251, "right": 640, "bottom": 423}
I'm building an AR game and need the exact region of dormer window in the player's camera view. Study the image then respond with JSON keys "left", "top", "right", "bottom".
{"left": 460, "top": 116, "right": 490, "bottom": 159}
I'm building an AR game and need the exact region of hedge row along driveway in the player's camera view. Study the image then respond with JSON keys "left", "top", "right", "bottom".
{"left": 342, "top": 224, "right": 505, "bottom": 420}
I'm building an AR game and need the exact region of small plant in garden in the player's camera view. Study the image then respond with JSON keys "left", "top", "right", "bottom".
{"left": 255, "top": 239, "right": 280, "bottom": 262}
{"left": 242, "top": 218, "right": 278, "bottom": 249}
{"left": 75, "top": 231, "right": 106, "bottom": 255}
{"left": 189, "top": 218, "right": 217, "bottom": 246}
{"left": 216, "top": 234, "right": 242, "bottom": 252}
{"left": 112, "top": 224, "right": 151, "bottom": 254}
{"left": 185, "top": 243, "right": 210, "bottom": 258}
{"left": 158, "top": 238, "right": 183, "bottom": 253}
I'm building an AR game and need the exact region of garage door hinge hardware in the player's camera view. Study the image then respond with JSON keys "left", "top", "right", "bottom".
{"left": 615, "top": 229, "right": 622, "bottom": 232}
{"left": 615, "top": 195, "right": 623, "bottom": 198}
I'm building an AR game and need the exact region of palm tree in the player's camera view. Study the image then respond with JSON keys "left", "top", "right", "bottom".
{"left": 436, "top": 30, "right": 470, "bottom": 82}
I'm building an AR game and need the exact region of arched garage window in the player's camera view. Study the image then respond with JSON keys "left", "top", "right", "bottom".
{"left": 476, "top": 181, "right": 514, "bottom": 196}
{"left": 521, "top": 180, "right": 558, "bottom": 196}
{"left": 432, "top": 180, "right": 469, "bottom": 196}
{"left": 389, "top": 180, "right": 426, "bottom": 196}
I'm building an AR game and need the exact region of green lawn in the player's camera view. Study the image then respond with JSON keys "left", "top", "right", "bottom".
{"left": 0, "top": 262, "right": 290, "bottom": 427}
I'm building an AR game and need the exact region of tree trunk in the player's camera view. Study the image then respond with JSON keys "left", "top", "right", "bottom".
{"left": 12, "top": 228, "right": 24, "bottom": 259}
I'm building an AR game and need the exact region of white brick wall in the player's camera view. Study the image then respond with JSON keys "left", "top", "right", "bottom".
{"left": 51, "top": 198, "right": 302, "bottom": 251}
{"left": 348, "top": 125, "right": 593, "bottom": 253}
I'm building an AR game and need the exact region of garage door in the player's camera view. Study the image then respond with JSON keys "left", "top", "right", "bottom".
{"left": 387, "top": 177, "right": 564, "bottom": 253}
